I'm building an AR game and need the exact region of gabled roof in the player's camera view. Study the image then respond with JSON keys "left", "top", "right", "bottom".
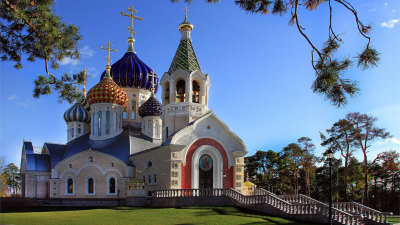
{"left": 168, "top": 39, "right": 201, "bottom": 74}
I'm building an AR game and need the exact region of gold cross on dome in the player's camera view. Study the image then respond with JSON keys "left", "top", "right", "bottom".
{"left": 183, "top": 6, "right": 188, "bottom": 19}
{"left": 100, "top": 41, "right": 117, "bottom": 66}
{"left": 148, "top": 71, "right": 158, "bottom": 91}
{"left": 121, "top": 5, "right": 143, "bottom": 38}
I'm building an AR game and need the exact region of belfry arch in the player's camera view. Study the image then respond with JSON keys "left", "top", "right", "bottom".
{"left": 176, "top": 79, "right": 186, "bottom": 102}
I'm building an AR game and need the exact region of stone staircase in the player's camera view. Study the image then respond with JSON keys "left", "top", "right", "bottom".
{"left": 151, "top": 188, "right": 393, "bottom": 225}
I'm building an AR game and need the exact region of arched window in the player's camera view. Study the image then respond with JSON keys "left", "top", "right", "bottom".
{"left": 113, "top": 111, "right": 117, "bottom": 131}
{"left": 106, "top": 110, "right": 110, "bottom": 135}
{"left": 71, "top": 128, "right": 75, "bottom": 138}
{"left": 148, "top": 121, "right": 151, "bottom": 134}
{"left": 154, "top": 174, "right": 157, "bottom": 183}
{"left": 87, "top": 177, "right": 95, "bottom": 195}
{"left": 67, "top": 178, "right": 74, "bottom": 194}
{"left": 142, "top": 122, "right": 146, "bottom": 132}
{"left": 78, "top": 127, "right": 81, "bottom": 134}
{"left": 148, "top": 175, "right": 151, "bottom": 184}
{"left": 155, "top": 122, "right": 159, "bottom": 137}
{"left": 98, "top": 111, "right": 102, "bottom": 136}
{"left": 92, "top": 112, "right": 96, "bottom": 136}
{"left": 164, "top": 82, "right": 170, "bottom": 105}
{"left": 123, "top": 111, "right": 127, "bottom": 119}
{"left": 109, "top": 177, "right": 116, "bottom": 194}
{"left": 176, "top": 80, "right": 186, "bottom": 102}
{"left": 192, "top": 80, "right": 200, "bottom": 103}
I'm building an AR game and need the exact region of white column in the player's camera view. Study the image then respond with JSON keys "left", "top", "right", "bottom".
{"left": 169, "top": 78, "right": 175, "bottom": 104}
{"left": 201, "top": 80, "right": 206, "bottom": 105}
{"left": 186, "top": 77, "right": 192, "bottom": 102}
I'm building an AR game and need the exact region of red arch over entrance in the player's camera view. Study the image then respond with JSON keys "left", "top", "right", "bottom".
{"left": 181, "top": 138, "right": 233, "bottom": 189}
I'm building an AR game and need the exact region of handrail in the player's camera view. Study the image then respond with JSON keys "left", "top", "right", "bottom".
{"left": 254, "top": 188, "right": 277, "bottom": 196}
{"left": 152, "top": 189, "right": 360, "bottom": 225}
{"left": 333, "top": 201, "right": 393, "bottom": 223}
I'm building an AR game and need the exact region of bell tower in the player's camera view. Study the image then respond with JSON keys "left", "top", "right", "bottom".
{"left": 160, "top": 8, "right": 210, "bottom": 141}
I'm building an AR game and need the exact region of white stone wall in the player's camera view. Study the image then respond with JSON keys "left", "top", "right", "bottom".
{"left": 51, "top": 150, "right": 134, "bottom": 198}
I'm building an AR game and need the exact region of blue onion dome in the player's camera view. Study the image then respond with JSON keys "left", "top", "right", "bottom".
{"left": 79, "top": 98, "right": 91, "bottom": 113}
{"left": 64, "top": 102, "right": 91, "bottom": 123}
{"left": 138, "top": 93, "right": 162, "bottom": 118}
{"left": 100, "top": 40, "right": 159, "bottom": 94}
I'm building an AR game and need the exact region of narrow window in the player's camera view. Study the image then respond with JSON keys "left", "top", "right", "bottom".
{"left": 155, "top": 122, "right": 159, "bottom": 136}
{"left": 148, "top": 122, "right": 151, "bottom": 134}
{"left": 71, "top": 128, "right": 75, "bottom": 137}
{"left": 113, "top": 111, "right": 117, "bottom": 131}
{"left": 106, "top": 110, "right": 110, "bottom": 134}
{"left": 78, "top": 127, "right": 81, "bottom": 134}
{"left": 88, "top": 178, "right": 94, "bottom": 194}
{"left": 123, "top": 111, "right": 127, "bottom": 119}
{"left": 154, "top": 174, "right": 157, "bottom": 183}
{"left": 143, "top": 176, "right": 145, "bottom": 183}
{"left": 166, "top": 127, "right": 169, "bottom": 139}
{"left": 131, "top": 100, "right": 136, "bottom": 119}
{"left": 109, "top": 178, "right": 116, "bottom": 194}
{"left": 67, "top": 178, "right": 73, "bottom": 194}
{"left": 148, "top": 175, "right": 151, "bottom": 184}
{"left": 92, "top": 112, "right": 96, "bottom": 136}
{"left": 98, "top": 111, "right": 102, "bottom": 136}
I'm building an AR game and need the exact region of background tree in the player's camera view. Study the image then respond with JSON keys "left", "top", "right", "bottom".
{"left": 282, "top": 143, "right": 303, "bottom": 194}
{"left": 2, "top": 163, "right": 21, "bottom": 196}
{"left": 320, "top": 119, "right": 357, "bottom": 200}
{"left": 0, "top": 156, "right": 9, "bottom": 197}
{"left": 297, "top": 137, "right": 317, "bottom": 197}
{"left": 1, "top": 0, "right": 84, "bottom": 103}
{"left": 346, "top": 112, "right": 391, "bottom": 204}
{"left": 173, "top": 0, "right": 379, "bottom": 107}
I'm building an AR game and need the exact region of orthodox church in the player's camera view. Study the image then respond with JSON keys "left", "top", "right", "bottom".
{"left": 20, "top": 7, "right": 247, "bottom": 199}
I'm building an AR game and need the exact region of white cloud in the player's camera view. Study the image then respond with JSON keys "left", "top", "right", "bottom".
{"left": 86, "top": 67, "right": 99, "bottom": 77}
{"left": 377, "top": 137, "right": 400, "bottom": 145}
{"left": 381, "top": 19, "right": 399, "bottom": 28}
{"left": 369, "top": 8, "right": 377, "bottom": 12}
{"left": 80, "top": 45, "right": 95, "bottom": 58}
{"left": 59, "top": 57, "right": 80, "bottom": 66}
{"left": 8, "top": 95, "right": 19, "bottom": 101}
{"left": 384, "top": 2, "right": 388, "bottom": 7}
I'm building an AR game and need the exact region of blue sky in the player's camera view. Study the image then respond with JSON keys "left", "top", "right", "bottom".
{"left": 1, "top": 0, "right": 399, "bottom": 166}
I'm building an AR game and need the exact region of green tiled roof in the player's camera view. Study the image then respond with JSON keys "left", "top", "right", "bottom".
{"left": 168, "top": 39, "right": 201, "bottom": 74}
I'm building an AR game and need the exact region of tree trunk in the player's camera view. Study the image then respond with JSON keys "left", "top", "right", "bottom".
{"left": 344, "top": 157, "right": 349, "bottom": 201}
{"left": 363, "top": 152, "right": 369, "bottom": 205}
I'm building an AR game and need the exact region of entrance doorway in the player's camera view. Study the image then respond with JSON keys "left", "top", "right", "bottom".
{"left": 199, "top": 154, "right": 213, "bottom": 188}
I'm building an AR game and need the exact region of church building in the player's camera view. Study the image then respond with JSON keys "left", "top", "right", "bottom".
{"left": 20, "top": 7, "right": 247, "bottom": 199}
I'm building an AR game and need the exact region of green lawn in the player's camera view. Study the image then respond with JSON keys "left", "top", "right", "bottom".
{"left": 388, "top": 216, "right": 400, "bottom": 224}
{"left": 0, "top": 206, "right": 324, "bottom": 225}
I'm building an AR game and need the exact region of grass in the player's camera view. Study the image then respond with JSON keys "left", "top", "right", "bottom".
{"left": 0, "top": 206, "right": 325, "bottom": 225}
{"left": 388, "top": 215, "right": 400, "bottom": 224}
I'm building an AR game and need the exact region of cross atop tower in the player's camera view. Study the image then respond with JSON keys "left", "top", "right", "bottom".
{"left": 121, "top": 5, "right": 143, "bottom": 38}
{"left": 148, "top": 71, "right": 158, "bottom": 94}
{"left": 183, "top": 7, "right": 188, "bottom": 20}
{"left": 100, "top": 41, "right": 117, "bottom": 67}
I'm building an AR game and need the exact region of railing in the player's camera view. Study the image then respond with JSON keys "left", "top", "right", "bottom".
{"left": 152, "top": 189, "right": 360, "bottom": 225}
{"left": 333, "top": 202, "right": 393, "bottom": 224}
{"left": 152, "top": 188, "right": 226, "bottom": 197}
{"left": 254, "top": 188, "right": 277, "bottom": 196}
{"left": 279, "top": 194, "right": 325, "bottom": 205}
